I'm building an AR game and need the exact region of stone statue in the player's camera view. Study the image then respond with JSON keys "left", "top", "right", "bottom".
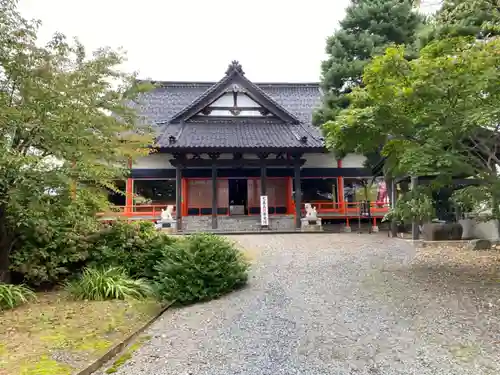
{"left": 160, "top": 205, "right": 174, "bottom": 222}
{"left": 304, "top": 203, "right": 317, "bottom": 220}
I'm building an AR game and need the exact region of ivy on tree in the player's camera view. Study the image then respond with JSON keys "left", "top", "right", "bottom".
{"left": 0, "top": 0, "right": 154, "bottom": 282}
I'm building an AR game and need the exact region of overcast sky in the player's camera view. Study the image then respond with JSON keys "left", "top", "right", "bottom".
{"left": 18, "top": 0, "right": 352, "bottom": 82}
{"left": 18, "top": 1, "right": 439, "bottom": 83}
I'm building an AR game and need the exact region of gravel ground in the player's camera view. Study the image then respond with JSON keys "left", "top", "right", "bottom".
{"left": 96, "top": 234, "right": 500, "bottom": 375}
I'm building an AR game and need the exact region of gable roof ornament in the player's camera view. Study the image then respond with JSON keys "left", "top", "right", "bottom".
{"left": 225, "top": 60, "right": 244, "bottom": 76}
{"left": 168, "top": 61, "right": 301, "bottom": 124}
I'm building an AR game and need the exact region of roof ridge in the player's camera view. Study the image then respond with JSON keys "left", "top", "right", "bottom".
{"left": 167, "top": 61, "right": 303, "bottom": 125}
{"left": 139, "top": 80, "right": 320, "bottom": 87}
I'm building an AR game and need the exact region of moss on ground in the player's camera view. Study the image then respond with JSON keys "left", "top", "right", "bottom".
{"left": 19, "top": 356, "right": 73, "bottom": 375}
{"left": 105, "top": 335, "right": 152, "bottom": 374}
{"left": 0, "top": 292, "right": 162, "bottom": 375}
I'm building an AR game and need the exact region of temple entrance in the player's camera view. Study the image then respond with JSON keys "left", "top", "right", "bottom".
{"left": 228, "top": 178, "right": 248, "bottom": 215}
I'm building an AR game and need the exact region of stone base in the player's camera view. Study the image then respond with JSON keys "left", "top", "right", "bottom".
{"left": 372, "top": 226, "right": 379, "bottom": 233}
{"left": 161, "top": 227, "right": 176, "bottom": 234}
{"left": 159, "top": 220, "right": 177, "bottom": 232}
{"left": 182, "top": 215, "right": 295, "bottom": 232}
{"left": 301, "top": 217, "right": 323, "bottom": 232}
{"left": 344, "top": 226, "right": 352, "bottom": 233}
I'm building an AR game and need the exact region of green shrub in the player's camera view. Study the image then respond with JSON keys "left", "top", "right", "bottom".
{"left": 0, "top": 283, "right": 36, "bottom": 310}
{"left": 87, "top": 221, "right": 177, "bottom": 279}
{"left": 154, "top": 234, "right": 249, "bottom": 305}
{"left": 65, "top": 267, "right": 153, "bottom": 301}
{"left": 9, "top": 192, "right": 103, "bottom": 286}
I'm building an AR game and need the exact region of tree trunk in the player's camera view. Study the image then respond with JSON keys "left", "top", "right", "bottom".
{"left": 0, "top": 205, "right": 12, "bottom": 283}
{"left": 491, "top": 195, "right": 500, "bottom": 240}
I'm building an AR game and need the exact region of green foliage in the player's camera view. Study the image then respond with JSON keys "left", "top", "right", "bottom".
{"left": 65, "top": 267, "right": 153, "bottom": 301}
{"left": 315, "top": 0, "right": 423, "bottom": 127}
{"left": 0, "top": 283, "right": 36, "bottom": 310}
{"left": 420, "top": 0, "right": 500, "bottom": 46}
{"left": 9, "top": 192, "right": 103, "bottom": 285}
{"left": 154, "top": 234, "right": 249, "bottom": 305}
{"left": 87, "top": 221, "right": 178, "bottom": 279}
{"left": 326, "top": 36, "right": 500, "bottom": 177}
{"left": 383, "top": 188, "right": 435, "bottom": 223}
{"left": 0, "top": 0, "right": 154, "bottom": 282}
{"left": 451, "top": 184, "right": 500, "bottom": 221}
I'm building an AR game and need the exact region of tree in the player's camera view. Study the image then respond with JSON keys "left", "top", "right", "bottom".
{"left": 314, "top": 0, "right": 423, "bottom": 126}
{"left": 0, "top": 0, "right": 154, "bottom": 282}
{"left": 419, "top": 0, "right": 500, "bottom": 46}
{"left": 325, "top": 36, "right": 500, "bottom": 222}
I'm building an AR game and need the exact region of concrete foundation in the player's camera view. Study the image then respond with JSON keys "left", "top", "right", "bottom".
{"left": 301, "top": 217, "right": 323, "bottom": 232}
{"left": 181, "top": 215, "right": 295, "bottom": 232}
{"left": 459, "top": 219, "right": 500, "bottom": 241}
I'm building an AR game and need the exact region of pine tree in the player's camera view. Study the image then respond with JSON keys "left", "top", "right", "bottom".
{"left": 421, "top": 0, "right": 500, "bottom": 45}
{"left": 314, "top": 0, "right": 423, "bottom": 126}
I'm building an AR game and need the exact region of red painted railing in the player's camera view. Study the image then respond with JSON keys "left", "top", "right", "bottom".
{"left": 295, "top": 201, "right": 390, "bottom": 217}
{"left": 97, "top": 201, "right": 389, "bottom": 220}
{"left": 97, "top": 205, "right": 176, "bottom": 220}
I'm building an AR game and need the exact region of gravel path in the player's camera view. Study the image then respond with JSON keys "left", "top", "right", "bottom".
{"left": 98, "top": 234, "right": 500, "bottom": 375}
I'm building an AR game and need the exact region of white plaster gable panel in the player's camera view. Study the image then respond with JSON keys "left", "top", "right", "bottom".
{"left": 210, "top": 92, "right": 260, "bottom": 107}
{"left": 341, "top": 153, "right": 367, "bottom": 168}
{"left": 199, "top": 91, "right": 273, "bottom": 117}
{"left": 133, "top": 153, "right": 174, "bottom": 169}
{"left": 302, "top": 153, "right": 338, "bottom": 168}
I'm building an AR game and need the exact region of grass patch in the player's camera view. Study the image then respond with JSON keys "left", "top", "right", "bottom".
{"left": 0, "top": 291, "right": 162, "bottom": 375}
{"left": 0, "top": 283, "right": 36, "bottom": 310}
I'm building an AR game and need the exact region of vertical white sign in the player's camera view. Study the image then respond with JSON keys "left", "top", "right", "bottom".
{"left": 260, "top": 195, "right": 269, "bottom": 226}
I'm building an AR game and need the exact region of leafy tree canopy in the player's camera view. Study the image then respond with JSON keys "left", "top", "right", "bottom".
{"left": 420, "top": 0, "right": 500, "bottom": 46}
{"left": 314, "top": 0, "right": 423, "bottom": 127}
{"left": 325, "top": 35, "right": 500, "bottom": 203}
{"left": 0, "top": 0, "right": 154, "bottom": 281}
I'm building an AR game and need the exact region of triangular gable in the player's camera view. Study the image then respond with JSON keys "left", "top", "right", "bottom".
{"left": 168, "top": 61, "right": 301, "bottom": 124}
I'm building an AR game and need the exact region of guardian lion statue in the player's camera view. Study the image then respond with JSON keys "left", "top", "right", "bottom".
{"left": 160, "top": 205, "right": 174, "bottom": 222}
{"left": 304, "top": 203, "right": 317, "bottom": 220}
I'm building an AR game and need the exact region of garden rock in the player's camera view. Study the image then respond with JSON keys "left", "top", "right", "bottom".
{"left": 467, "top": 239, "right": 491, "bottom": 251}
{"left": 422, "top": 222, "right": 463, "bottom": 241}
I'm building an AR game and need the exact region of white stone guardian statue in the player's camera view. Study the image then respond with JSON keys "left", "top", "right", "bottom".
{"left": 304, "top": 203, "right": 318, "bottom": 220}
{"left": 160, "top": 205, "right": 174, "bottom": 222}
{"left": 301, "top": 203, "right": 322, "bottom": 232}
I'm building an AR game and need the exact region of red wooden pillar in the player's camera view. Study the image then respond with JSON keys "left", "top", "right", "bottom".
{"left": 337, "top": 158, "right": 350, "bottom": 230}
{"left": 337, "top": 159, "right": 344, "bottom": 213}
{"left": 181, "top": 178, "right": 188, "bottom": 216}
{"left": 287, "top": 177, "right": 293, "bottom": 214}
{"left": 125, "top": 158, "right": 133, "bottom": 215}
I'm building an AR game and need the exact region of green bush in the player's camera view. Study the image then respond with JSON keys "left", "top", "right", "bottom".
{"left": 87, "top": 220, "right": 177, "bottom": 279}
{"left": 154, "top": 233, "right": 249, "bottom": 305}
{"left": 0, "top": 283, "right": 36, "bottom": 310}
{"left": 9, "top": 195, "right": 101, "bottom": 286}
{"left": 65, "top": 267, "right": 152, "bottom": 301}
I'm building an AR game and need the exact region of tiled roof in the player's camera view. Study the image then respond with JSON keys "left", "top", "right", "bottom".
{"left": 156, "top": 119, "right": 324, "bottom": 150}
{"left": 134, "top": 62, "right": 324, "bottom": 150}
